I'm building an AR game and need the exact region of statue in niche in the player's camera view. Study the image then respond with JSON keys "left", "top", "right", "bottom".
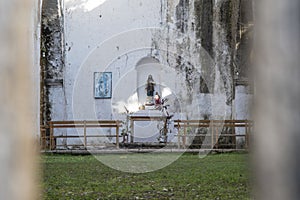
{"left": 145, "top": 74, "right": 156, "bottom": 105}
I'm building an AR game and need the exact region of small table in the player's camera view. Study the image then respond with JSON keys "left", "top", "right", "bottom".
{"left": 129, "top": 111, "right": 167, "bottom": 143}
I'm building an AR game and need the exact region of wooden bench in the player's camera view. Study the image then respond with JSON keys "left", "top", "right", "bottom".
{"left": 174, "top": 120, "right": 253, "bottom": 149}
{"left": 48, "top": 120, "right": 122, "bottom": 150}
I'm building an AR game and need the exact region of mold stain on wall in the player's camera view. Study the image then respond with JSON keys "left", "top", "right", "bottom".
{"left": 40, "top": 0, "right": 65, "bottom": 125}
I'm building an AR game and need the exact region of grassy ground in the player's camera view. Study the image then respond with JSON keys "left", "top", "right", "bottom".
{"left": 41, "top": 153, "right": 251, "bottom": 200}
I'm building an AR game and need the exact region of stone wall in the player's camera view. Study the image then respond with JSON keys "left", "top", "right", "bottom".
{"left": 40, "top": 0, "right": 65, "bottom": 125}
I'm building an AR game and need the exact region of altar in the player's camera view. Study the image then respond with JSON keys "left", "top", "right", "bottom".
{"left": 125, "top": 73, "right": 173, "bottom": 143}
{"left": 129, "top": 109, "right": 168, "bottom": 143}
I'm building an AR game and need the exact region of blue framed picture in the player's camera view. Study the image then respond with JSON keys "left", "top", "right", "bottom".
{"left": 94, "top": 72, "right": 112, "bottom": 99}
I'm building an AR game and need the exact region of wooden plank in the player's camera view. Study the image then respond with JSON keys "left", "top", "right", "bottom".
{"left": 174, "top": 120, "right": 211, "bottom": 123}
{"left": 177, "top": 121, "right": 181, "bottom": 149}
{"left": 54, "top": 135, "right": 81, "bottom": 138}
{"left": 51, "top": 125, "right": 119, "bottom": 128}
{"left": 215, "top": 126, "right": 218, "bottom": 149}
{"left": 173, "top": 124, "right": 249, "bottom": 128}
{"left": 245, "top": 122, "right": 249, "bottom": 149}
{"left": 211, "top": 124, "right": 214, "bottom": 149}
{"left": 174, "top": 134, "right": 242, "bottom": 137}
{"left": 183, "top": 126, "right": 186, "bottom": 148}
{"left": 50, "top": 120, "right": 121, "bottom": 124}
{"left": 129, "top": 117, "right": 167, "bottom": 121}
{"left": 83, "top": 120, "right": 87, "bottom": 147}
{"left": 54, "top": 135, "right": 122, "bottom": 138}
{"left": 116, "top": 122, "right": 119, "bottom": 149}
{"left": 174, "top": 119, "right": 249, "bottom": 123}
{"left": 130, "top": 119, "right": 134, "bottom": 143}
{"left": 50, "top": 123, "right": 54, "bottom": 150}
{"left": 174, "top": 124, "right": 210, "bottom": 128}
{"left": 174, "top": 134, "right": 236, "bottom": 137}
{"left": 173, "top": 119, "right": 250, "bottom": 123}
{"left": 173, "top": 122, "right": 251, "bottom": 127}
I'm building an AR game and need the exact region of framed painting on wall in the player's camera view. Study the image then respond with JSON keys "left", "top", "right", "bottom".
{"left": 94, "top": 72, "right": 112, "bottom": 99}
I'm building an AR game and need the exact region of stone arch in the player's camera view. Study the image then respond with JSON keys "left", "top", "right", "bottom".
{"left": 135, "top": 56, "right": 160, "bottom": 68}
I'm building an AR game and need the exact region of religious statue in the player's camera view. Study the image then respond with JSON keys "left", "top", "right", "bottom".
{"left": 145, "top": 74, "right": 155, "bottom": 105}
{"left": 146, "top": 75, "right": 155, "bottom": 96}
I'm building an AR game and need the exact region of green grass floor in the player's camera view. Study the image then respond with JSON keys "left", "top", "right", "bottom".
{"left": 40, "top": 153, "right": 251, "bottom": 200}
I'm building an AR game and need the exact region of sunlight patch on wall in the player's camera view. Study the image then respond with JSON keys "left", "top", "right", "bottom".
{"left": 162, "top": 87, "right": 172, "bottom": 98}
{"left": 66, "top": 0, "right": 107, "bottom": 12}
{"left": 113, "top": 92, "right": 140, "bottom": 114}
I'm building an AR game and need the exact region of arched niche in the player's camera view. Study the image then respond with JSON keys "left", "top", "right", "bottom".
{"left": 135, "top": 57, "right": 162, "bottom": 106}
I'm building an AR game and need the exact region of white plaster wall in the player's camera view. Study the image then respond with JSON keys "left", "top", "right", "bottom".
{"left": 62, "top": 0, "right": 168, "bottom": 143}
{"left": 49, "top": 87, "right": 67, "bottom": 120}
{"left": 235, "top": 85, "right": 252, "bottom": 120}
{"left": 235, "top": 85, "right": 253, "bottom": 147}
{"left": 64, "top": 0, "right": 164, "bottom": 121}
{"left": 59, "top": 0, "right": 252, "bottom": 144}
{"left": 64, "top": 0, "right": 223, "bottom": 121}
